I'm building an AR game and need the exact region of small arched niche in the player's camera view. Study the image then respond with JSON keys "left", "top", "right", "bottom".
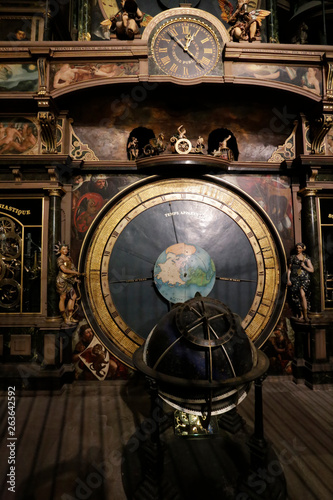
{"left": 127, "top": 126, "right": 155, "bottom": 159}
{"left": 207, "top": 128, "right": 239, "bottom": 161}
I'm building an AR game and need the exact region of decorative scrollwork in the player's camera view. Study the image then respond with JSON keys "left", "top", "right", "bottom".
{"left": 310, "top": 114, "right": 333, "bottom": 154}
{"left": 268, "top": 121, "right": 298, "bottom": 162}
{"left": 0, "top": 279, "right": 21, "bottom": 309}
{"left": 327, "top": 63, "right": 333, "bottom": 100}
{"left": 38, "top": 111, "right": 57, "bottom": 153}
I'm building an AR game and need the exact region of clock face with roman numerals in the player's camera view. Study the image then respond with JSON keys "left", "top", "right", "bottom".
{"left": 80, "top": 176, "right": 286, "bottom": 368}
{"left": 151, "top": 17, "right": 221, "bottom": 79}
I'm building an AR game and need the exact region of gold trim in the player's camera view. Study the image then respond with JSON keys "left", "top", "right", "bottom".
{"left": 84, "top": 178, "right": 282, "bottom": 360}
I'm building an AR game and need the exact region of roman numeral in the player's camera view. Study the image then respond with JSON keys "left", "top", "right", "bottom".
{"left": 169, "top": 28, "right": 178, "bottom": 37}
{"left": 161, "top": 56, "right": 171, "bottom": 65}
{"left": 200, "top": 56, "right": 211, "bottom": 66}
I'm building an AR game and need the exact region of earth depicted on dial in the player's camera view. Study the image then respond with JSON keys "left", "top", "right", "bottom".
{"left": 82, "top": 177, "right": 286, "bottom": 368}
{"left": 154, "top": 242, "right": 216, "bottom": 303}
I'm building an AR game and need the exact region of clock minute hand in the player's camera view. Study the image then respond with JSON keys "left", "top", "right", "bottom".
{"left": 167, "top": 31, "right": 186, "bottom": 50}
{"left": 168, "top": 31, "right": 204, "bottom": 68}
{"left": 186, "top": 49, "right": 204, "bottom": 68}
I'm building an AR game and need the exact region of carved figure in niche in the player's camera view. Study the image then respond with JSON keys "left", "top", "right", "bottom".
{"left": 228, "top": 1, "right": 270, "bottom": 42}
{"left": 213, "top": 135, "right": 234, "bottom": 159}
{"left": 287, "top": 242, "right": 314, "bottom": 322}
{"left": 170, "top": 125, "right": 188, "bottom": 153}
{"left": 177, "top": 124, "right": 187, "bottom": 139}
{"left": 195, "top": 136, "right": 205, "bottom": 153}
{"left": 100, "top": 0, "right": 143, "bottom": 40}
{"left": 291, "top": 22, "right": 308, "bottom": 45}
{"left": 128, "top": 136, "right": 139, "bottom": 160}
{"left": 55, "top": 243, "right": 83, "bottom": 326}
{"left": 143, "top": 133, "right": 166, "bottom": 156}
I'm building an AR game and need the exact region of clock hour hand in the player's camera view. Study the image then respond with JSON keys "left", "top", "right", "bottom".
{"left": 216, "top": 276, "right": 257, "bottom": 283}
{"left": 184, "top": 33, "right": 194, "bottom": 51}
{"left": 167, "top": 31, "right": 204, "bottom": 68}
{"left": 109, "top": 277, "right": 153, "bottom": 284}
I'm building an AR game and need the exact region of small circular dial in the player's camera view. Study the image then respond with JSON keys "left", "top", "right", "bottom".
{"left": 151, "top": 18, "right": 220, "bottom": 79}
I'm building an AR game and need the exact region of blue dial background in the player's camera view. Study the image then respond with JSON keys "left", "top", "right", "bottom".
{"left": 108, "top": 200, "right": 257, "bottom": 340}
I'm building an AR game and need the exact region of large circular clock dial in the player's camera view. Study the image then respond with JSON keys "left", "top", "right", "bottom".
{"left": 151, "top": 18, "right": 221, "bottom": 79}
{"left": 81, "top": 177, "right": 286, "bottom": 368}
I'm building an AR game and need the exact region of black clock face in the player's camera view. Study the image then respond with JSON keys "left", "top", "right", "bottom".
{"left": 151, "top": 18, "right": 220, "bottom": 79}
{"left": 81, "top": 177, "right": 286, "bottom": 368}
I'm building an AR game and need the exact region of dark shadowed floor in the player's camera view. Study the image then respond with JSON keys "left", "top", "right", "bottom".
{"left": 0, "top": 375, "right": 332, "bottom": 500}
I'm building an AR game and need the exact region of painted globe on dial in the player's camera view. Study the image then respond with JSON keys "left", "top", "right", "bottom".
{"left": 154, "top": 243, "right": 216, "bottom": 304}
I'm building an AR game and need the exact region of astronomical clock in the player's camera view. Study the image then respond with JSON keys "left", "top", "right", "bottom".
{"left": 80, "top": 176, "right": 286, "bottom": 368}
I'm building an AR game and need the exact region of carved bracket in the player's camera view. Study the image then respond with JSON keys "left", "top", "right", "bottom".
{"left": 310, "top": 114, "right": 333, "bottom": 154}
{"left": 327, "top": 63, "right": 333, "bottom": 100}
{"left": 37, "top": 57, "right": 47, "bottom": 96}
{"left": 38, "top": 111, "right": 57, "bottom": 154}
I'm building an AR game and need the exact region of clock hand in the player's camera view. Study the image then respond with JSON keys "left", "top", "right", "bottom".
{"left": 109, "top": 277, "right": 153, "bottom": 284}
{"left": 169, "top": 202, "right": 179, "bottom": 244}
{"left": 184, "top": 33, "right": 194, "bottom": 51}
{"left": 167, "top": 31, "right": 186, "bottom": 50}
{"left": 216, "top": 276, "right": 257, "bottom": 283}
{"left": 186, "top": 49, "right": 204, "bottom": 68}
{"left": 168, "top": 31, "right": 204, "bottom": 68}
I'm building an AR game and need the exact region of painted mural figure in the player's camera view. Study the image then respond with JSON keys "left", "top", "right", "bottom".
{"left": 301, "top": 67, "right": 321, "bottom": 94}
{"left": 72, "top": 324, "right": 128, "bottom": 380}
{"left": 56, "top": 243, "right": 82, "bottom": 325}
{"left": 0, "top": 123, "right": 23, "bottom": 149}
{"left": 101, "top": 0, "right": 143, "bottom": 40}
{"left": 0, "top": 123, "right": 37, "bottom": 154}
{"left": 53, "top": 63, "right": 92, "bottom": 88}
{"left": 287, "top": 242, "right": 314, "bottom": 322}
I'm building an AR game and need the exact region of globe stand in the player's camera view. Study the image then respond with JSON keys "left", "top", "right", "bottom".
{"left": 122, "top": 298, "right": 287, "bottom": 499}
{"left": 218, "top": 408, "right": 246, "bottom": 434}
{"left": 122, "top": 374, "right": 287, "bottom": 500}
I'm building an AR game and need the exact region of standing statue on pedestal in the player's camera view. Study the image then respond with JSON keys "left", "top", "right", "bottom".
{"left": 287, "top": 243, "right": 314, "bottom": 322}
{"left": 100, "top": 0, "right": 143, "bottom": 40}
{"left": 55, "top": 243, "right": 83, "bottom": 325}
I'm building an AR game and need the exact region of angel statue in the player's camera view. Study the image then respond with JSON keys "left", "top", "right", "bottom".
{"left": 55, "top": 242, "right": 83, "bottom": 326}
{"left": 100, "top": 0, "right": 143, "bottom": 40}
{"left": 226, "top": 1, "right": 270, "bottom": 42}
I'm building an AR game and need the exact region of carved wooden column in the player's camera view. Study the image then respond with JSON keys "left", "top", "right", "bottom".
{"left": 78, "top": 0, "right": 91, "bottom": 41}
{"left": 298, "top": 187, "right": 321, "bottom": 313}
{"left": 46, "top": 188, "right": 64, "bottom": 318}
